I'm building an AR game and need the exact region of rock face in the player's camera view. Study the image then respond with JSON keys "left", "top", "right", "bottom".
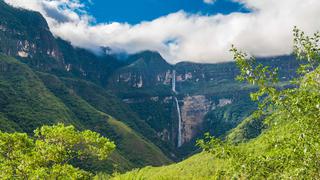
{"left": 0, "top": 0, "right": 301, "bottom": 162}
{"left": 0, "top": 2, "right": 64, "bottom": 64}
{"left": 0, "top": 1, "right": 122, "bottom": 87}
{"left": 110, "top": 51, "right": 173, "bottom": 91}
{"left": 108, "top": 50, "right": 299, "bottom": 155}
{"left": 180, "top": 95, "right": 211, "bottom": 144}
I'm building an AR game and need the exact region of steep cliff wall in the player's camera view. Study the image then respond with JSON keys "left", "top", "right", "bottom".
{"left": 180, "top": 95, "right": 212, "bottom": 144}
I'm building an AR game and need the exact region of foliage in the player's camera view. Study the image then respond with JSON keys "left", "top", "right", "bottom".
{"left": 225, "top": 115, "right": 265, "bottom": 143}
{"left": 113, "top": 28, "right": 320, "bottom": 179}
{"left": 37, "top": 72, "right": 172, "bottom": 170}
{"left": 0, "top": 123, "right": 115, "bottom": 179}
{"left": 0, "top": 53, "right": 171, "bottom": 173}
{"left": 197, "top": 27, "right": 320, "bottom": 178}
{"left": 0, "top": 54, "right": 78, "bottom": 132}
{"left": 61, "top": 78, "right": 173, "bottom": 158}
{"left": 106, "top": 152, "right": 219, "bottom": 180}
{"left": 204, "top": 94, "right": 256, "bottom": 137}
{"left": 108, "top": 47, "right": 299, "bottom": 158}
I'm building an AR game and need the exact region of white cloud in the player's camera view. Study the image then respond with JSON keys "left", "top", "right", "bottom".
{"left": 4, "top": 0, "right": 320, "bottom": 64}
{"left": 204, "top": 0, "right": 215, "bottom": 5}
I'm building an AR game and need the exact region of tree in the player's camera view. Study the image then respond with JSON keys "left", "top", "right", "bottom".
{"left": 198, "top": 28, "right": 320, "bottom": 178}
{"left": 0, "top": 123, "right": 116, "bottom": 179}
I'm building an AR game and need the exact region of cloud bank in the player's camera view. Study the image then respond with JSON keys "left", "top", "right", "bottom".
{"left": 5, "top": 0, "right": 320, "bottom": 63}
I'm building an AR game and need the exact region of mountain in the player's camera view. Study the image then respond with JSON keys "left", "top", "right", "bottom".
{"left": 108, "top": 51, "right": 299, "bottom": 157}
{"left": 0, "top": 53, "right": 171, "bottom": 172}
{"left": 0, "top": 0, "right": 63, "bottom": 69}
{"left": 0, "top": 0, "right": 302, "bottom": 173}
{"left": 55, "top": 38, "right": 122, "bottom": 86}
{"left": 108, "top": 51, "right": 173, "bottom": 97}
{"left": 0, "top": 54, "right": 77, "bottom": 132}
{"left": 109, "top": 38, "right": 319, "bottom": 179}
{"left": 0, "top": 0, "right": 122, "bottom": 86}
{"left": 0, "top": 1, "right": 172, "bottom": 173}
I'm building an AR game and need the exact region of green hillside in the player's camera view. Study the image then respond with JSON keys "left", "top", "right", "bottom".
{"left": 0, "top": 54, "right": 78, "bottom": 132}
{"left": 37, "top": 72, "right": 172, "bottom": 170}
{"left": 113, "top": 112, "right": 317, "bottom": 179}
{"left": 225, "top": 115, "right": 265, "bottom": 143}
{"left": 111, "top": 29, "right": 320, "bottom": 179}
{"left": 0, "top": 54, "right": 171, "bottom": 173}
{"left": 0, "top": 1, "right": 173, "bottom": 172}
{"left": 0, "top": 1, "right": 319, "bottom": 178}
{"left": 111, "top": 152, "right": 217, "bottom": 180}
{"left": 107, "top": 49, "right": 299, "bottom": 157}
{"left": 61, "top": 78, "right": 174, "bottom": 156}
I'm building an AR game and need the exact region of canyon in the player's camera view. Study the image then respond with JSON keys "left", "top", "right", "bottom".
{"left": 109, "top": 51, "right": 299, "bottom": 157}
{"left": 0, "top": 0, "right": 300, "bottom": 160}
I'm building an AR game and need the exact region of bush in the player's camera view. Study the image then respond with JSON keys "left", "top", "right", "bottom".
{"left": 0, "top": 123, "right": 115, "bottom": 179}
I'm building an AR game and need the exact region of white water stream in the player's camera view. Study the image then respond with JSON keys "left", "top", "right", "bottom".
{"left": 172, "top": 70, "right": 176, "bottom": 93}
{"left": 172, "top": 70, "right": 182, "bottom": 147}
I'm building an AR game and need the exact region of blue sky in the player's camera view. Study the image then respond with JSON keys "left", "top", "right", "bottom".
{"left": 86, "top": 0, "right": 248, "bottom": 24}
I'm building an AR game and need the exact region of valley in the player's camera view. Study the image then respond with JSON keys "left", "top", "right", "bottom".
{"left": 108, "top": 51, "right": 299, "bottom": 158}
{"left": 1, "top": 1, "right": 317, "bottom": 179}
{"left": 0, "top": 0, "right": 299, "bottom": 161}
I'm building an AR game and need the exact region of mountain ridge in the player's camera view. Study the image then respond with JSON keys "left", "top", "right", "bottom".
{"left": 0, "top": 0, "right": 302, "bottom": 171}
{"left": 0, "top": 1, "right": 173, "bottom": 172}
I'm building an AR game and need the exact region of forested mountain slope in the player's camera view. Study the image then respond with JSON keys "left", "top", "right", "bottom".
{"left": 0, "top": 54, "right": 171, "bottom": 172}
{"left": 112, "top": 29, "right": 320, "bottom": 179}
{"left": 0, "top": 1, "right": 172, "bottom": 172}
{"left": 0, "top": 1, "right": 308, "bottom": 176}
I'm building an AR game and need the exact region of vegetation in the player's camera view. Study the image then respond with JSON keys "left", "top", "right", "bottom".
{"left": 204, "top": 94, "right": 256, "bottom": 138}
{"left": 61, "top": 78, "right": 174, "bottom": 157}
{"left": 0, "top": 54, "right": 78, "bottom": 132}
{"left": 37, "top": 72, "right": 172, "bottom": 171}
{"left": 225, "top": 115, "right": 265, "bottom": 143}
{"left": 55, "top": 38, "right": 122, "bottom": 87}
{"left": 0, "top": 1, "right": 175, "bottom": 167}
{"left": 0, "top": 123, "right": 115, "bottom": 179}
{"left": 1, "top": 1, "right": 319, "bottom": 178}
{"left": 0, "top": 53, "right": 171, "bottom": 173}
{"left": 107, "top": 49, "right": 299, "bottom": 157}
{"left": 113, "top": 28, "right": 320, "bottom": 179}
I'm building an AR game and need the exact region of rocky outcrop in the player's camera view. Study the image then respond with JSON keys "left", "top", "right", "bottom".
{"left": 218, "top": 99, "right": 232, "bottom": 107}
{"left": 157, "top": 128, "right": 170, "bottom": 141}
{"left": 180, "top": 95, "right": 212, "bottom": 144}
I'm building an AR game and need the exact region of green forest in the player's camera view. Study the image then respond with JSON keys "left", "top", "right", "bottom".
{"left": 1, "top": 0, "right": 320, "bottom": 179}
{"left": 1, "top": 27, "right": 320, "bottom": 179}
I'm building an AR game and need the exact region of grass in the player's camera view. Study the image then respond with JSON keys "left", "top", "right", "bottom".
{"left": 111, "top": 109, "right": 319, "bottom": 179}
{"left": 111, "top": 152, "right": 220, "bottom": 180}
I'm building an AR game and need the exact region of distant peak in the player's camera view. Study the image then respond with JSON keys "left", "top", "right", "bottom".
{"left": 136, "top": 50, "right": 163, "bottom": 59}
{"left": 124, "top": 50, "right": 171, "bottom": 66}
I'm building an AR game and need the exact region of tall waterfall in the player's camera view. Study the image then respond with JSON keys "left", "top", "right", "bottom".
{"left": 172, "top": 70, "right": 182, "bottom": 147}
{"left": 172, "top": 70, "right": 176, "bottom": 93}
{"left": 174, "top": 97, "right": 182, "bottom": 147}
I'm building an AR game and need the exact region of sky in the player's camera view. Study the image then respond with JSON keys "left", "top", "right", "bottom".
{"left": 5, "top": 0, "right": 320, "bottom": 64}
{"left": 86, "top": 0, "right": 247, "bottom": 24}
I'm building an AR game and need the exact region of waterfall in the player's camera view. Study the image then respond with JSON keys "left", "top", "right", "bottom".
{"left": 172, "top": 70, "right": 182, "bottom": 147}
{"left": 175, "top": 97, "right": 182, "bottom": 147}
{"left": 172, "top": 70, "right": 176, "bottom": 93}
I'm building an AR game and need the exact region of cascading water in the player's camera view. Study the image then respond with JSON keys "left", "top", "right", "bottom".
{"left": 172, "top": 70, "right": 176, "bottom": 93}
{"left": 172, "top": 70, "right": 182, "bottom": 147}
{"left": 174, "top": 97, "right": 182, "bottom": 147}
